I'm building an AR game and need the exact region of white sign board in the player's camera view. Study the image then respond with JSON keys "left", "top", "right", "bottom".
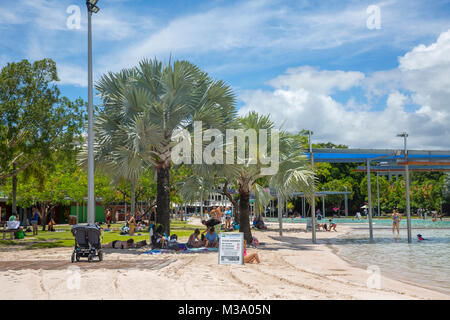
{"left": 218, "top": 232, "right": 244, "bottom": 265}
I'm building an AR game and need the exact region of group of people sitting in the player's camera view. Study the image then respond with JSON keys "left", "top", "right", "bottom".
{"left": 317, "top": 219, "right": 337, "bottom": 232}
{"left": 252, "top": 216, "right": 267, "bottom": 230}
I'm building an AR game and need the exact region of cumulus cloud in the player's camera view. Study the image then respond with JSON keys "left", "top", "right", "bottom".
{"left": 239, "top": 29, "right": 450, "bottom": 149}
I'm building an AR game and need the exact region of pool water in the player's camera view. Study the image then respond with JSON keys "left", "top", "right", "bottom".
{"left": 265, "top": 217, "right": 450, "bottom": 228}
{"left": 332, "top": 227, "right": 450, "bottom": 295}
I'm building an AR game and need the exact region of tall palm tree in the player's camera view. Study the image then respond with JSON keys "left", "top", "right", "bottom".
{"left": 93, "top": 58, "right": 236, "bottom": 233}
{"left": 184, "top": 111, "right": 315, "bottom": 243}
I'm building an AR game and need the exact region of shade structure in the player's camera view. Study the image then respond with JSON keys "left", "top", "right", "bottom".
{"left": 304, "top": 148, "right": 450, "bottom": 244}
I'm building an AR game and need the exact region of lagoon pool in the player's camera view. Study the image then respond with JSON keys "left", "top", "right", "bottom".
{"left": 265, "top": 217, "right": 450, "bottom": 228}
{"left": 332, "top": 227, "right": 450, "bottom": 295}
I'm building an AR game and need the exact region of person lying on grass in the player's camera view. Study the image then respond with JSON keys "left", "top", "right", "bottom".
{"left": 243, "top": 240, "right": 260, "bottom": 264}
{"left": 104, "top": 239, "right": 147, "bottom": 249}
{"left": 187, "top": 229, "right": 204, "bottom": 248}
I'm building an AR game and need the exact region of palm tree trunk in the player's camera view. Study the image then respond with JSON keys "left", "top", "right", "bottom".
{"left": 239, "top": 187, "right": 253, "bottom": 243}
{"left": 131, "top": 180, "right": 136, "bottom": 216}
{"left": 12, "top": 168, "right": 17, "bottom": 215}
{"left": 156, "top": 166, "right": 171, "bottom": 235}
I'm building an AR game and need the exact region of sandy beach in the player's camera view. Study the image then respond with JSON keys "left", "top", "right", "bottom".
{"left": 0, "top": 221, "right": 448, "bottom": 300}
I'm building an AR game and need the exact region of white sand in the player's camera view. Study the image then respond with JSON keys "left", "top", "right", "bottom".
{"left": 0, "top": 221, "right": 448, "bottom": 300}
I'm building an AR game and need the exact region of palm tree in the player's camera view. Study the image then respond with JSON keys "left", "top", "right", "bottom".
{"left": 93, "top": 58, "right": 236, "bottom": 233}
{"left": 184, "top": 111, "right": 315, "bottom": 243}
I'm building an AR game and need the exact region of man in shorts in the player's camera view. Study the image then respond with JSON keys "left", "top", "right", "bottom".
{"left": 30, "top": 207, "right": 40, "bottom": 235}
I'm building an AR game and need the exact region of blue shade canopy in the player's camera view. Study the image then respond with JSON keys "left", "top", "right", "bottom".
{"left": 304, "top": 148, "right": 450, "bottom": 163}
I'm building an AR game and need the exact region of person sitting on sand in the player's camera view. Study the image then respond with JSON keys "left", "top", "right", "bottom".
{"left": 187, "top": 229, "right": 203, "bottom": 248}
{"left": 243, "top": 240, "right": 260, "bottom": 264}
{"left": 151, "top": 224, "right": 166, "bottom": 249}
{"left": 327, "top": 219, "right": 337, "bottom": 232}
{"left": 204, "top": 227, "right": 219, "bottom": 248}
{"left": 254, "top": 216, "right": 267, "bottom": 230}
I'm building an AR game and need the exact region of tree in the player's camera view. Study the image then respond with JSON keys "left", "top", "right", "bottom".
{"left": 359, "top": 174, "right": 390, "bottom": 211}
{"left": 0, "top": 59, "right": 84, "bottom": 214}
{"left": 185, "top": 112, "right": 314, "bottom": 243}
{"left": 322, "top": 179, "right": 353, "bottom": 209}
{"left": 93, "top": 58, "right": 236, "bottom": 234}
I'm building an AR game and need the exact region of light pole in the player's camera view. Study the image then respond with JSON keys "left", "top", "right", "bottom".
{"left": 303, "top": 130, "right": 316, "bottom": 243}
{"left": 344, "top": 185, "right": 348, "bottom": 217}
{"left": 376, "top": 173, "right": 380, "bottom": 217}
{"left": 367, "top": 158, "right": 374, "bottom": 242}
{"left": 397, "top": 132, "right": 412, "bottom": 243}
{"left": 86, "top": 0, "right": 100, "bottom": 225}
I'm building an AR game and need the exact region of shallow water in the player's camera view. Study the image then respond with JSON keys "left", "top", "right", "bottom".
{"left": 333, "top": 227, "right": 450, "bottom": 295}
{"left": 265, "top": 217, "right": 450, "bottom": 228}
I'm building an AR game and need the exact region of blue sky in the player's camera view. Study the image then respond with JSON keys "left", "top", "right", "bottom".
{"left": 1, "top": 0, "right": 450, "bottom": 149}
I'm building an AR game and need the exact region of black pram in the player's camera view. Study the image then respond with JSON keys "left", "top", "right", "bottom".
{"left": 71, "top": 224, "right": 104, "bottom": 262}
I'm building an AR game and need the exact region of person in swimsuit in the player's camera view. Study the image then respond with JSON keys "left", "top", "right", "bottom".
{"left": 243, "top": 240, "right": 260, "bottom": 264}
{"left": 392, "top": 209, "right": 401, "bottom": 235}
{"left": 187, "top": 229, "right": 203, "bottom": 248}
{"left": 128, "top": 214, "right": 136, "bottom": 236}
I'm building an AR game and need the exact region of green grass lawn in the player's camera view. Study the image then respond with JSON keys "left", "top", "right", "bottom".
{"left": 0, "top": 220, "right": 202, "bottom": 250}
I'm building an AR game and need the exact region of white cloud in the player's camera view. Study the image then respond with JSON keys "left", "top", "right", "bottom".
{"left": 267, "top": 66, "right": 365, "bottom": 95}
{"left": 57, "top": 63, "right": 87, "bottom": 87}
{"left": 239, "top": 29, "right": 450, "bottom": 149}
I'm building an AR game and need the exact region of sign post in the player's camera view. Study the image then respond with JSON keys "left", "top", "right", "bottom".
{"left": 218, "top": 232, "right": 244, "bottom": 265}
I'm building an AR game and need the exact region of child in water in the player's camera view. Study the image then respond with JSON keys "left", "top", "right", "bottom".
{"left": 417, "top": 234, "right": 427, "bottom": 241}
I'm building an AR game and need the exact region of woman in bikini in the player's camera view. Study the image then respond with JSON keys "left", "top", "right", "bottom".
{"left": 243, "top": 240, "right": 260, "bottom": 264}
{"left": 392, "top": 209, "right": 401, "bottom": 235}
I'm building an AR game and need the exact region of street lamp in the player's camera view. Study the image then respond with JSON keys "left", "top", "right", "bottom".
{"left": 86, "top": 0, "right": 100, "bottom": 225}
{"left": 302, "top": 130, "right": 316, "bottom": 243}
{"left": 397, "top": 132, "right": 412, "bottom": 243}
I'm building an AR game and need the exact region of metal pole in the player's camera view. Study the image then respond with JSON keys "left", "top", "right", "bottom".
{"left": 309, "top": 131, "right": 316, "bottom": 243}
{"left": 322, "top": 195, "right": 325, "bottom": 218}
{"left": 377, "top": 173, "right": 380, "bottom": 217}
{"left": 87, "top": 7, "right": 95, "bottom": 225}
{"left": 278, "top": 196, "right": 283, "bottom": 236}
{"left": 367, "top": 159, "right": 374, "bottom": 242}
{"left": 344, "top": 186, "right": 348, "bottom": 217}
{"left": 302, "top": 196, "right": 305, "bottom": 217}
{"left": 404, "top": 136, "right": 412, "bottom": 243}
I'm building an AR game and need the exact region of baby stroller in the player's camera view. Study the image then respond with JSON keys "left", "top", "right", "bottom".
{"left": 71, "top": 224, "right": 104, "bottom": 263}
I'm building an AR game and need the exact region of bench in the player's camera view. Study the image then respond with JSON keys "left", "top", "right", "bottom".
{"left": 0, "top": 222, "right": 20, "bottom": 240}
{"left": 0, "top": 229, "right": 17, "bottom": 240}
